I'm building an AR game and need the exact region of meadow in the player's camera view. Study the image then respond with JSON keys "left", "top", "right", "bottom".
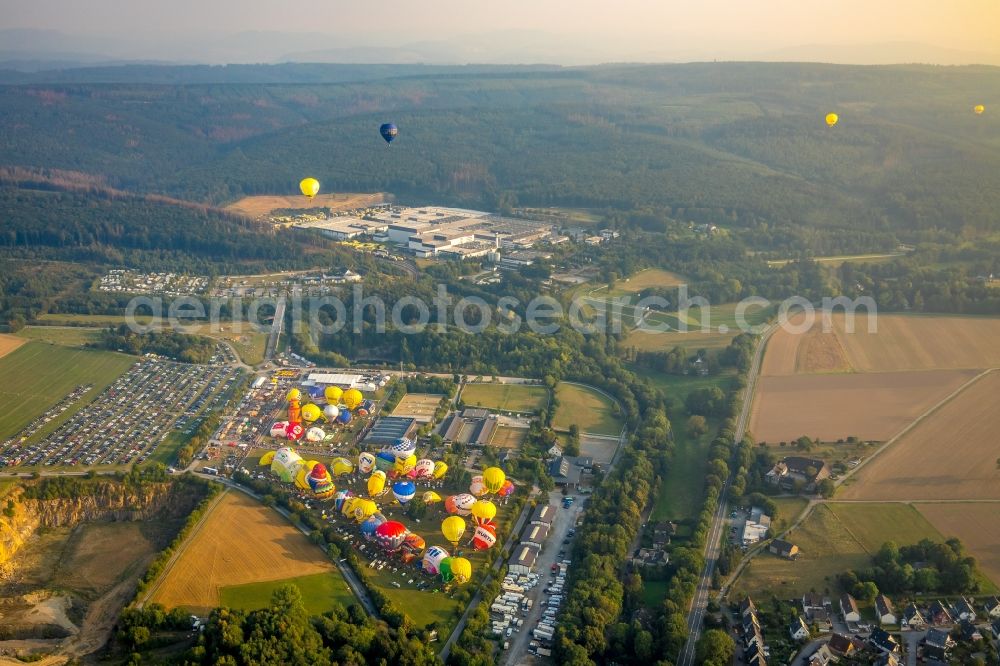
{"left": 220, "top": 572, "right": 356, "bottom": 615}
{"left": 460, "top": 383, "right": 549, "bottom": 414}
{"left": 552, "top": 383, "right": 623, "bottom": 436}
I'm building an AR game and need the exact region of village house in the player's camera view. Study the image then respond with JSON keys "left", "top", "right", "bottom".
{"left": 740, "top": 507, "right": 772, "bottom": 546}
{"left": 827, "top": 632, "right": 856, "bottom": 658}
{"left": 630, "top": 547, "right": 668, "bottom": 567}
{"left": 991, "top": 617, "right": 1000, "bottom": 640}
{"left": 983, "top": 595, "right": 1000, "bottom": 618}
{"left": 652, "top": 521, "right": 676, "bottom": 549}
{"left": 807, "top": 643, "right": 836, "bottom": 666}
{"left": 958, "top": 618, "right": 982, "bottom": 642}
{"left": 922, "top": 628, "right": 955, "bottom": 662}
{"left": 901, "top": 603, "right": 926, "bottom": 630}
{"left": 875, "top": 594, "right": 897, "bottom": 625}
{"left": 768, "top": 538, "right": 800, "bottom": 559}
{"left": 840, "top": 593, "right": 861, "bottom": 623}
{"left": 868, "top": 628, "right": 900, "bottom": 655}
{"left": 789, "top": 616, "right": 810, "bottom": 641}
{"left": 927, "top": 600, "right": 953, "bottom": 625}
{"left": 765, "top": 456, "right": 831, "bottom": 491}
{"left": 952, "top": 596, "right": 977, "bottom": 622}
{"left": 874, "top": 654, "right": 900, "bottom": 666}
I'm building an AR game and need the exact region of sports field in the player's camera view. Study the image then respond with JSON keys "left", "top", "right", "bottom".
{"left": 149, "top": 491, "right": 343, "bottom": 613}
{"left": 461, "top": 383, "right": 549, "bottom": 413}
{"left": 916, "top": 503, "right": 1000, "bottom": 588}
{"left": 0, "top": 334, "right": 26, "bottom": 358}
{"left": 220, "top": 572, "right": 355, "bottom": 615}
{"left": 491, "top": 426, "right": 527, "bottom": 449}
{"left": 762, "top": 313, "right": 1000, "bottom": 376}
{"left": 749, "top": 369, "right": 976, "bottom": 444}
{"left": 225, "top": 192, "right": 388, "bottom": 218}
{"left": 0, "top": 342, "right": 136, "bottom": 440}
{"left": 839, "top": 370, "right": 1000, "bottom": 500}
{"left": 391, "top": 393, "right": 443, "bottom": 422}
{"left": 553, "top": 383, "right": 623, "bottom": 436}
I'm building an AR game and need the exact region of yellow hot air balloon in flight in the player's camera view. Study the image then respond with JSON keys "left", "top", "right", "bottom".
{"left": 324, "top": 386, "right": 343, "bottom": 403}
{"left": 974, "top": 104, "right": 985, "bottom": 115}
{"left": 343, "top": 389, "right": 363, "bottom": 411}
{"left": 825, "top": 113, "right": 839, "bottom": 127}
{"left": 299, "top": 177, "right": 320, "bottom": 199}
{"left": 441, "top": 516, "right": 466, "bottom": 549}
{"left": 482, "top": 467, "right": 506, "bottom": 494}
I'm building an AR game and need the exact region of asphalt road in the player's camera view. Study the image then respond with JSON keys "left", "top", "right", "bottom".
{"left": 676, "top": 323, "right": 776, "bottom": 666}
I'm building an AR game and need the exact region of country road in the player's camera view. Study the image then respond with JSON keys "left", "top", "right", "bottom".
{"left": 676, "top": 323, "right": 776, "bottom": 666}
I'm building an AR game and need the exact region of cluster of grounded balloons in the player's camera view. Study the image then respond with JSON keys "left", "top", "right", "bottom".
{"left": 271, "top": 386, "right": 366, "bottom": 442}
{"left": 299, "top": 123, "right": 399, "bottom": 200}
{"left": 259, "top": 447, "right": 350, "bottom": 500}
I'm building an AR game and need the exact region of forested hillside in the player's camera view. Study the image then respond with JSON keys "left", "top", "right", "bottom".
{"left": 2, "top": 62, "right": 999, "bottom": 252}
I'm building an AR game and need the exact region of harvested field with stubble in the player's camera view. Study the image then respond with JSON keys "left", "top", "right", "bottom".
{"left": 749, "top": 369, "right": 977, "bottom": 444}
{"left": 762, "top": 313, "right": 1000, "bottom": 376}
{"left": 0, "top": 334, "right": 26, "bottom": 358}
{"left": 839, "top": 370, "right": 1000, "bottom": 500}
{"left": 149, "top": 492, "right": 338, "bottom": 613}
{"left": 225, "top": 192, "right": 388, "bottom": 218}
{"left": 916, "top": 503, "right": 1000, "bottom": 587}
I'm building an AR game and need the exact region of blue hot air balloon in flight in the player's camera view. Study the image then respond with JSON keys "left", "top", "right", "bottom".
{"left": 379, "top": 123, "right": 398, "bottom": 145}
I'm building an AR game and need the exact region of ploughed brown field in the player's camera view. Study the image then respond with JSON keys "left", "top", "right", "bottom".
{"left": 762, "top": 313, "right": 1000, "bottom": 376}
{"left": 916, "top": 503, "right": 1000, "bottom": 587}
{"left": 224, "top": 192, "right": 388, "bottom": 218}
{"left": 839, "top": 370, "right": 1000, "bottom": 500}
{"left": 0, "top": 334, "right": 26, "bottom": 359}
{"left": 749, "top": 369, "right": 977, "bottom": 444}
{"left": 149, "top": 492, "right": 335, "bottom": 613}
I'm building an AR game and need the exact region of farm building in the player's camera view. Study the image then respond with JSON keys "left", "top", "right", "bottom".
{"left": 508, "top": 544, "right": 539, "bottom": 575}
{"left": 522, "top": 524, "right": 550, "bottom": 548}
{"left": 768, "top": 539, "right": 799, "bottom": 559}
{"left": 530, "top": 504, "right": 555, "bottom": 527}
{"left": 548, "top": 456, "right": 585, "bottom": 489}
{"left": 766, "top": 456, "right": 831, "bottom": 491}
{"left": 363, "top": 417, "right": 418, "bottom": 446}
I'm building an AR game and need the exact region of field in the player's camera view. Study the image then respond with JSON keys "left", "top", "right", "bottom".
{"left": 607, "top": 268, "right": 686, "bottom": 295}
{"left": 0, "top": 342, "right": 136, "bottom": 441}
{"left": 224, "top": 192, "right": 388, "bottom": 218}
{"left": 769, "top": 496, "right": 810, "bottom": 533}
{"left": 391, "top": 393, "right": 443, "bottom": 422}
{"left": 766, "top": 252, "right": 905, "bottom": 268}
{"left": 220, "top": 572, "right": 355, "bottom": 615}
{"left": 16, "top": 326, "right": 104, "bottom": 347}
{"left": 631, "top": 366, "right": 738, "bottom": 405}
{"left": 149, "top": 491, "right": 342, "bottom": 613}
{"left": 651, "top": 429, "right": 712, "bottom": 522}
{"left": 552, "top": 383, "right": 623, "bottom": 436}
{"left": 623, "top": 301, "right": 773, "bottom": 351}
{"left": 825, "top": 503, "right": 942, "bottom": 552}
{"left": 839, "top": 370, "right": 1000, "bottom": 500}
{"left": 916, "top": 503, "right": 1000, "bottom": 588}
{"left": 491, "top": 426, "right": 527, "bottom": 449}
{"left": 762, "top": 313, "right": 1000, "bottom": 376}
{"left": 0, "top": 334, "right": 26, "bottom": 358}
{"left": 460, "top": 383, "right": 549, "bottom": 414}
{"left": 748, "top": 369, "right": 977, "bottom": 443}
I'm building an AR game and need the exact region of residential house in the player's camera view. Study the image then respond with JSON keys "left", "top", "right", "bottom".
{"left": 952, "top": 596, "right": 977, "bottom": 622}
{"left": 874, "top": 654, "right": 900, "bottom": 666}
{"left": 810, "top": 608, "right": 833, "bottom": 633}
{"left": 630, "top": 547, "right": 668, "bottom": 567}
{"left": 548, "top": 456, "right": 583, "bottom": 489}
{"left": 742, "top": 612, "right": 761, "bottom": 637}
{"left": 983, "top": 596, "right": 1000, "bottom": 619}
{"left": 901, "top": 603, "right": 926, "bottom": 630}
{"left": 840, "top": 593, "right": 861, "bottom": 623}
{"left": 802, "top": 592, "right": 825, "bottom": 616}
{"left": 875, "top": 594, "right": 897, "bottom": 625}
{"left": 991, "top": 618, "right": 1000, "bottom": 640}
{"left": 741, "top": 508, "right": 772, "bottom": 546}
{"left": 769, "top": 539, "right": 800, "bottom": 559}
{"left": 922, "top": 628, "right": 955, "bottom": 662}
{"left": 790, "top": 616, "right": 810, "bottom": 641}
{"left": 827, "top": 632, "right": 855, "bottom": 658}
{"left": 739, "top": 596, "right": 758, "bottom": 619}
{"left": 869, "top": 628, "right": 900, "bottom": 654}
{"left": 807, "top": 644, "right": 836, "bottom": 666}
{"left": 765, "top": 456, "right": 831, "bottom": 491}
{"left": 927, "top": 600, "right": 953, "bottom": 625}
{"left": 958, "top": 618, "right": 982, "bottom": 642}
{"left": 652, "top": 521, "right": 676, "bottom": 549}
{"left": 745, "top": 642, "right": 767, "bottom": 666}
{"left": 743, "top": 627, "right": 764, "bottom": 651}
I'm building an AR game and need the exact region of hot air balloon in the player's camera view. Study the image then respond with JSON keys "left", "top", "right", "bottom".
{"left": 295, "top": 465, "right": 311, "bottom": 490}
{"left": 358, "top": 452, "right": 377, "bottom": 474}
{"left": 440, "top": 556, "right": 471, "bottom": 584}
{"left": 445, "top": 493, "right": 477, "bottom": 516}
{"left": 374, "top": 451, "right": 396, "bottom": 473}
{"left": 974, "top": 104, "right": 986, "bottom": 115}
{"left": 259, "top": 450, "right": 276, "bottom": 466}
{"left": 470, "top": 499, "right": 497, "bottom": 525}
{"left": 305, "top": 426, "right": 325, "bottom": 442}
{"left": 472, "top": 521, "right": 497, "bottom": 551}
{"left": 361, "top": 513, "right": 387, "bottom": 540}
{"left": 422, "top": 546, "right": 449, "bottom": 575}
{"left": 368, "top": 470, "right": 388, "bottom": 498}
{"left": 403, "top": 533, "right": 426, "bottom": 553}
{"left": 343, "top": 389, "right": 363, "bottom": 411}
{"left": 432, "top": 461, "right": 449, "bottom": 479}
{"left": 498, "top": 479, "right": 515, "bottom": 497}
{"left": 285, "top": 423, "right": 304, "bottom": 441}
{"left": 270, "top": 447, "right": 303, "bottom": 483}
{"left": 324, "top": 385, "right": 343, "bottom": 403}
{"left": 301, "top": 403, "right": 322, "bottom": 423}
{"left": 392, "top": 480, "right": 416, "bottom": 505}
{"left": 379, "top": 123, "right": 398, "bottom": 145}
{"left": 268, "top": 421, "right": 289, "bottom": 438}
{"left": 336, "top": 410, "right": 352, "bottom": 425}
{"left": 331, "top": 457, "right": 354, "bottom": 476}
{"left": 482, "top": 467, "right": 506, "bottom": 494}
{"left": 334, "top": 489, "right": 354, "bottom": 512}
{"left": 351, "top": 498, "right": 379, "bottom": 522}
{"left": 825, "top": 113, "right": 839, "bottom": 127}
{"left": 374, "top": 521, "right": 408, "bottom": 551}
{"left": 286, "top": 388, "right": 302, "bottom": 402}
{"left": 323, "top": 404, "right": 340, "bottom": 422}
{"left": 413, "top": 458, "right": 435, "bottom": 479}
{"left": 300, "top": 177, "right": 320, "bottom": 199}
{"left": 389, "top": 437, "right": 416, "bottom": 460}
{"left": 307, "top": 463, "right": 336, "bottom": 498}
{"left": 287, "top": 400, "right": 302, "bottom": 425}
{"left": 394, "top": 454, "right": 417, "bottom": 476}
{"left": 469, "top": 475, "right": 487, "bottom": 497}
{"left": 422, "top": 490, "right": 442, "bottom": 504}
{"left": 441, "top": 515, "right": 466, "bottom": 548}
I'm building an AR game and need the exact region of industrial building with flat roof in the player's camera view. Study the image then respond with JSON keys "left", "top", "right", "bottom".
{"left": 293, "top": 216, "right": 389, "bottom": 240}
{"left": 439, "top": 408, "right": 498, "bottom": 446}
{"left": 508, "top": 543, "right": 540, "bottom": 574}
{"left": 363, "top": 416, "right": 418, "bottom": 446}
{"left": 531, "top": 504, "right": 556, "bottom": 527}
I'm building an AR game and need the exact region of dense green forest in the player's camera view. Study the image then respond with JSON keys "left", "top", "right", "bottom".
{"left": 2, "top": 62, "right": 999, "bottom": 252}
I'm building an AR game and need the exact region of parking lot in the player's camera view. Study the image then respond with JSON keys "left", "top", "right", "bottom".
{"left": 0, "top": 352, "right": 239, "bottom": 469}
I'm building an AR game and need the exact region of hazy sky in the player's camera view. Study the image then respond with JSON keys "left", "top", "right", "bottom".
{"left": 3, "top": 0, "right": 999, "bottom": 64}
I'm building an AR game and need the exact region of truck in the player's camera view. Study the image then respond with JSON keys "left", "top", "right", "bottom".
{"left": 536, "top": 647, "right": 553, "bottom": 657}
{"left": 533, "top": 628, "right": 554, "bottom": 640}
{"left": 202, "top": 467, "right": 219, "bottom": 475}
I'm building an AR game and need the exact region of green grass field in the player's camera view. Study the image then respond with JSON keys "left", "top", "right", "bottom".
{"left": 624, "top": 302, "right": 774, "bottom": 351}
{"left": 639, "top": 580, "right": 669, "bottom": 610}
{"left": 606, "top": 268, "right": 686, "bottom": 296}
{"left": 766, "top": 252, "right": 905, "bottom": 268}
{"left": 17, "top": 326, "right": 104, "bottom": 347}
{"left": 552, "top": 383, "right": 623, "bottom": 435}
{"left": 0, "top": 341, "right": 135, "bottom": 441}
{"left": 220, "top": 572, "right": 356, "bottom": 615}
{"left": 651, "top": 427, "right": 713, "bottom": 522}
{"left": 460, "top": 383, "right": 549, "bottom": 413}
{"left": 632, "top": 366, "right": 738, "bottom": 406}
{"left": 826, "top": 503, "right": 943, "bottom": 551}
{"left": 769, "top": 496, "right": 810, "bottom": 533}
